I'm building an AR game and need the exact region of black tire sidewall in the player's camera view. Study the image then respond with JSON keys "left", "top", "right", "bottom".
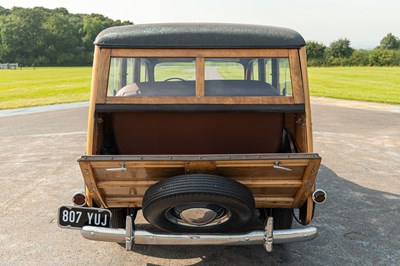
{"left": 142, "top": 174, "right": 255, "bottom": 233}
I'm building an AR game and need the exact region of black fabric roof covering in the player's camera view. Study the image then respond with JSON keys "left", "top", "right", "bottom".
{"left": 94, "top": 23, "right": 306, "bottom": 48}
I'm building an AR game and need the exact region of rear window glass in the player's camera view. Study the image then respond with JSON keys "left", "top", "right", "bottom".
{"left": 107, "top": 57, "right": 292, "bottom": 97}
{"left": 107, "top": 58, "right": 196, "bottom": 96}
{"left": 204, "top": 58, "right": 292, "bottom": 96}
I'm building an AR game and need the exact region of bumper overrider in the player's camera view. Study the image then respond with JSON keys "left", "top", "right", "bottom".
{"left": 80, "top": 216, "right": 317, "bottom": 252}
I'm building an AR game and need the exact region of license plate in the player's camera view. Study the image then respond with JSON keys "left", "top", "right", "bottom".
{"left": 57, "top": 205, "right": 112, "bottom": 229}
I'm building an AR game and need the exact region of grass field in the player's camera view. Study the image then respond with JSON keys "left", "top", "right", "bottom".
{"left": 308, "top": 67, "right": 400, "bottom": 104}
{"left": 0, "top": 66, "right": 399, "bottom": 109}
{"left": 0, "top": 67, "right": 92, "bottom": 109}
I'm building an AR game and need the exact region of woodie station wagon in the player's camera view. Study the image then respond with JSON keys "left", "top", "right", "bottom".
{"left": 58, "top": 23, "right": 327, "bottom": 252}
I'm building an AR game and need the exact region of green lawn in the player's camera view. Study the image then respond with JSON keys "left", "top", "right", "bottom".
{"left": 308, "top": 67, "right": 400, "bottom": 104}
{"left": 0, "top": 66, "right": 399, "bottom": 109}
{"left": 0, "top": 67, "right": 92, "bottom": 109}
{"left": 154, "top": 64, "right": 195, "bottom": 81}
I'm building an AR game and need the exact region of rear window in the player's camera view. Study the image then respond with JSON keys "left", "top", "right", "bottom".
{"left": 107, "top": 57, "right": 292, "bottom": 97}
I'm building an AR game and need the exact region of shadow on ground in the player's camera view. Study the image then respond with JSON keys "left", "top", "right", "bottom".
{"left": 130, "top": 164, "right": 400, "bottom": 265}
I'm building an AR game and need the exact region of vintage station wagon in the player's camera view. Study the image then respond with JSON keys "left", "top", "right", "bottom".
{"left": 58, "top": 23, "right": 326, "bottom": 252}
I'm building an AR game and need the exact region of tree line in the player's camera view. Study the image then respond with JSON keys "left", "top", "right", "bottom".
{"left": 0, "top": 6, "right": 132, "bottom": 66}
{"left": 307, "top": 33, "right": 400, "bottom": 66}
{"left": 1, "top": 6, "right": 400, "bottom": 67}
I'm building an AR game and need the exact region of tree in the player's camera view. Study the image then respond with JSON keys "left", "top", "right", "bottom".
{"left": 43, "top": 9, "right": 82, "bottom": 65}
{"left": 0, "top": 7, "right": 48, "bottom": 65}
{"left": 378, "top": 33, "right": 399, "bottom": 50}
{"left": 327, "top": 38, "right": 353, "bottom": 58}
{"left": 0, "top": 6, "right": 10, "bottom": 16}
{"left": 81, "top": 14, "right": 131, "bottom": 53}
{"left": 350, "top": 50, "right": 369, "bottom": 66}
{"left": 325, "top": 38, "right": 354, "bottom": 65}
{"left": 0, "top": 6, "right": 132, "bottom": 66}
{"left": 306, "top": 41, "right": 326, "bottom": 66}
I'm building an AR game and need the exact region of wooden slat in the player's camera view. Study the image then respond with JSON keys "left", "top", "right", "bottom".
{"left": 215, "top": 159, "right": 310, "bottom": 167}
{"left": 105, "top": 95, "right": 294, "bottom": 105}
{"left": 289, "top": 49, "right": 304, "bottom": 104}
{"left": 106, "top": 196, "right": 142, "bottom": 204}
{"left": 98, "top": 180, "right": 159, "bottom": 188}
{"left": 90, "top": 161, "right": 186, "bottom": 168}
{"left": 305, "top": 193, "right": 314, "bottom": 224}
{"left": 79, "top": 161, "right": 107, "bottom": 207}
{"left": 196, "top": 57, "right": 205, "bottom": 96}
{"left": 254, "top": 196, "right": 294, "bottom": 208}
{"left": 93, "top": 168, "right": 305, "bottom": 181}
{"left": 110, "top": 48, "right": 290, "bottom": 58}
{"left": 105, "top": 196, "right": 295, "bottom": 208}
{"left": 95, "top": 48, "right": 111, "bottom": 104}
{"left": 240, "top": 179, "right": 302, "bottom": 187}
{"left": 97, "top": 179, "right": 302, "bottom": 189}
{"left": 299, "top": 47, "right": 313, "bottom": 153}
{"left": 292, "top": 158, "right": 321, "bottom": 207}
{"left": 250, "top": 187, "right": 298, "bottom": 197}
{"left": 86, "top": 46, "right": 101, "bottom": 156}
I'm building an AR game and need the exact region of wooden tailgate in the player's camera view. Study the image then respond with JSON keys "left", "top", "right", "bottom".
{"left": 79, "top": 154, "right": 321, "bottom": 209}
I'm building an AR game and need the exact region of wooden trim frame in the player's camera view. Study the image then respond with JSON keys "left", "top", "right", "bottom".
{"left": 88, "top": 48, "right": 111, "bottom": 153}
{"left": 95, "top": 103, "right": 305, "bottom": 113}
{"left": 93, "top": 47, "right": 305, "bottom": 105}
{"left": 299, "top": 46, "right": 316, "bottom": 224}
{"left": 299, "top": 47, "right": 313, "bottom": 153}
{"left": 105, "top": 96, "right": 294, "bottom": 105}
{"left": 196, "top": 57, "right": 205, "bottom": 97}
{"left": 110, "top": 48, "right": 290, "bottom": 58}
{"left": 289, "top": 49, "right": 304, "bottom": 103}
{"left": 80, "top": 161, "right": 107, "bottom": 207}
{"left": 95, "top": 49, "right": 111, "bottom": 104}
{"left": 87, "top": 48, "right": 111, "bottom": 153}
{"left": 85, "top": 47, "right": 110, "bottom": 206}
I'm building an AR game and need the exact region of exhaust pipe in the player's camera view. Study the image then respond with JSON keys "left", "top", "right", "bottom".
{"left": 312, "top": 189, "right": 327, "bottom": 204}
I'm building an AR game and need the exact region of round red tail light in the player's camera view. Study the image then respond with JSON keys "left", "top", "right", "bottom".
{"left": 72, "top": 192, "right": 87, "bottom": 206}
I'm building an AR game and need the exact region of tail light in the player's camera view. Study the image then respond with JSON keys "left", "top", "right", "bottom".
{"left": 72, "top": 192, "right": 87, "bottom": 206}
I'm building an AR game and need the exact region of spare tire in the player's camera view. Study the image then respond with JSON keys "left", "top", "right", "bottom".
{"left": 142, "top": 174, "right": 255, "bottom": 233}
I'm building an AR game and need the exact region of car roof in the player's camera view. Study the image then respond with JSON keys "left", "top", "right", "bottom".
{"left": 94, "top": 23, "right": 306, "bottom": 49}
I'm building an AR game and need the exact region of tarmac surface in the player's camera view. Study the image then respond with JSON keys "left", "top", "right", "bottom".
{"left": 0, "top": 98, "right": 399, "bottom": 265}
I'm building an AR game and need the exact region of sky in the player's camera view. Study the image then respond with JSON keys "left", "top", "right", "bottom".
{"left": 1, "top": 0, "right": 400, "bottom": 49}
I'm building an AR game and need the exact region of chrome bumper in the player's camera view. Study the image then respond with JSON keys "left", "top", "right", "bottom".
{"left": 81, "top": 216, "right": 317, "bottom": 252}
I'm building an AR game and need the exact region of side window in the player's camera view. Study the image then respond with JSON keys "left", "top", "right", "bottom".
{"left": 265, "top": 58, "right": 292, "bottom": 96}
{"left": 108, "top": 58, "right": 148, "bottom": 96}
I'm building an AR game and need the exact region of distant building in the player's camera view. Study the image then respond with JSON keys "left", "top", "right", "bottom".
{"left": 0, "top": 63, "right": 19, "bottom": 69}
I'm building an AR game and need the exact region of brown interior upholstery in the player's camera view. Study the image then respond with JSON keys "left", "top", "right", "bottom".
{"left": 116, "top": 80, "right": 280, "bottom": 97}
{"left": 111, "top": 112, "right": 283, "bottom": 155}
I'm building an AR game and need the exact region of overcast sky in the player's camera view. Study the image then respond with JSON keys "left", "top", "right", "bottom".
{"left": 1, "top": 0, "right": 399, "bottom": 49}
